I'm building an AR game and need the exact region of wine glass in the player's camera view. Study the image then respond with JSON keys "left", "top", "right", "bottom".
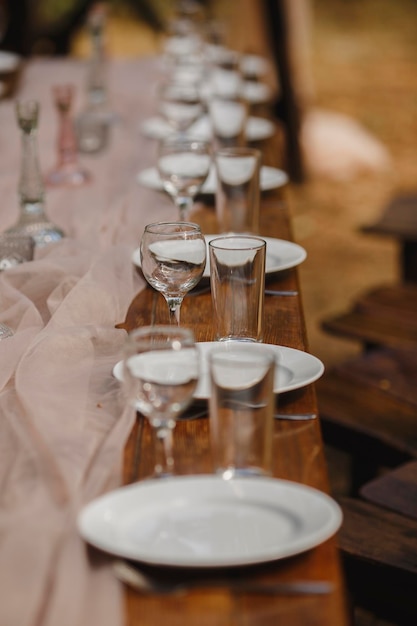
{"left": 157, "top": 137, "right": 211, "bottom": 220}
{"left": 123, "top": 325, "right": 199, "bottom": 478}
{"left": 140, "top": 221, "right": 206, "bottom": 325}
{"left": 157, "top": 79, "right": 204, "bottom": 137}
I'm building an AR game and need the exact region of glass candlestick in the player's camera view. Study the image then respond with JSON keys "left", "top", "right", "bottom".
{"left": 6, "top": 100, "right": 65, "bottom": 248}
{"left": 76, "top": 3, "right": 111, "bottom": 154}
{"left": 46, "top": 84, "right": 91, "bottom": 187}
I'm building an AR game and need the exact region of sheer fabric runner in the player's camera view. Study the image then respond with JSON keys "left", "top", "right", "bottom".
{"left": 0, "top": 58, "right": 175, "bottom": 626}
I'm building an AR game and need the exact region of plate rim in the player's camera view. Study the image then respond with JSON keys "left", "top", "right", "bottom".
{"left": 140, "top": 114, "right": 276, "bottom": 143}
{"left": 132, "top": 235, "right": 306, "bottom": 277}
{"left": 77, "top": 474, "right": 343, "bottom": 568}
{"left": 112, "top": 342, "right": 324, "bottom": 397}
{"left": 136, "top": 164, "right": 289, "bottom": 195}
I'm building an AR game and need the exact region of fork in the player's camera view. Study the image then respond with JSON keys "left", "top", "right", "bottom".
{"left": 113, "top": 560, "right": 332, "bottom": 596}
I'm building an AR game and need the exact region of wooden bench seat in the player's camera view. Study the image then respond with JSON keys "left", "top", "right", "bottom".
{"left": 321, "top": 284, "right": 417, "bottom": 350}
{"left": 360, "top": 459, "right": 417, "bottom": 521}
{"left": 338, "top": 496, "right": 417, "bottom": 625}
{"left": 362, "top": 193, "right": 417, "bottom": 282}
{"left": 316, "top": 347, "right": 417, "bottom": 491}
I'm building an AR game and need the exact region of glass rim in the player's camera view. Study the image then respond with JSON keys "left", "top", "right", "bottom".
{"left": 127, "top": 324, "right": 195, "bottom": 343}
{"left": 213, "top": 146, "right": 262, "bottom": 159}
{"left": 159, "top": 136, "right": 211, "bottom": 150}
{"left": 208, "top": 235, "right": 266, "bottom": 251}
{"left": 208, "top": 341, "right": 276, "bottom": 366}
{"left": 143, "top": 221, "right": 202, "bottom": 234}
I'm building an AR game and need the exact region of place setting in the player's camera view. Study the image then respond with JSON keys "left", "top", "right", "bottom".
{"left": 81, "top": 308, "right": 335, "bottom": 579}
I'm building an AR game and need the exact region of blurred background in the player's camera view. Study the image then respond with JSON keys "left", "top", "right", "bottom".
{"left": 2, "top": 0, "right": 416, "bottom": 369}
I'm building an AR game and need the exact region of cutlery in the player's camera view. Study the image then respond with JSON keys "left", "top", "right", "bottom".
{"left": 178, "top": 409, "right": 317, "bottom": 421}
{"left": 265, "top": 289, "right": 298, "bottom": 296}
{"left": 113, "top": 560, "right": 332, "bottom": 596}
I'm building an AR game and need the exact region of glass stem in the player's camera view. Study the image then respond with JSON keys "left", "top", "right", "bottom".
{"left": 175, "top": 195, "right": 193, "bottom": 221}
{"left": 166, "top": 296, "right": 183, "bottom": 325}
{"left": 153, "top": 425, "right": 175, "bottom": 477}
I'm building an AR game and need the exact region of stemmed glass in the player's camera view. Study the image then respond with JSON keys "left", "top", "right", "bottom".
{"left": 45, "top": 84, "right": 91, "bottom": 187}
{"left": 157, "top": 80, "right": 204, "bottom": 137}
{"left": 123, "top": 325, "right": 199, "bottom": 478}
{"left": 140, "top": 221, "right": 206, "bottom": 325}
{"left": 157, "top": 137, "right": 211, "bottom": 220}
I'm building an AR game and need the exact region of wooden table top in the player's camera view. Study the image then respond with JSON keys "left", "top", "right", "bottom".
{"left": 118, "top": 181, "right": 351, "bottom": 625}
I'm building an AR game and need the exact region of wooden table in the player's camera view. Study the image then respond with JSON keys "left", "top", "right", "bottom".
{"left": 119, "top": 178, "right": 351, "bottom": 625}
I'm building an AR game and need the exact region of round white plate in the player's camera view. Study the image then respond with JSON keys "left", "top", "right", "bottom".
{"left": 140, "top": 115, "right": 275, "bottom": 143}
{"left": 113, "top": 342, "right": 324, "bottom": 399}
{"left": 77, "top": 475, "right": 342, "bottom": 567}
{"left": 136, "top": 164, "right": 288, "bottom": 195}
{"left": 0, "top": 50, "right": 21, "bottom": 73}
{"left": 132, "top": 235, "right": 306, "bottom": 278}
{"left": 241, "top": 53, "right": 270, "bottom": 78}
{"left": 199, "top": 80, "right": 272, "bottom": 104}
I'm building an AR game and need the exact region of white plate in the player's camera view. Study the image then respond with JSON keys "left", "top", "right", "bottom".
{"left": 241, "top": 53, "right": 270, "bottom": 78}
{"left": 136, "top": 164, "right": 288, "bottom": 195}
{"left": 113, "top": 342, "right": 324, "bottom": 399}
{"left": 77, "top": 475, "right": 342, "bottom": 567}
{"left": 199, "top": 80, "right": 272, "bottom": 104}
{"left": 140, "top": 115, "right": 275, "bottom": 142}
{"left": 0, "top": 50, "right": 21, "bottom": 73}
{"left": 132, "top": 235, "right": 305, "bottom": 278}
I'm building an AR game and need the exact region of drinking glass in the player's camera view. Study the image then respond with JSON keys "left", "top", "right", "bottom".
{"left": 140, "top": 221, "right": 206, "bottom": 325}
{"left": 214, "top": 147, "right": 261, "bottom": 233}
{"left": 209, "top": 235, "right": 266, "bottom": 341}
{"left": 209, "top": 342, "right": 276, "bottom": 478}
{"left": 123, "top": 325, "right": 199, "bottom": 478}
{"left": 157, "top": 137, "right": 211, "bottom": 220}
{"left": 157, "top": 80, "right": 204, "bottom": 137}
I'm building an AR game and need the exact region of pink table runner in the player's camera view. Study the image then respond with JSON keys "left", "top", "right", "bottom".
{"left": 0, "top": 56, "right": 176, "bottom": 626}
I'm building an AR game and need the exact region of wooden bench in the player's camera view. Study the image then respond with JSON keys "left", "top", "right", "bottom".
{"left": 338, "top": 496, "right": 417, "bottom": 625}
{"left": 316, "top": 347, "right": 417, "bottom": 492}
{"left": 362, "top": 193, "right": 417, "bottom": 283}
{"left": 321, "top": 283, "right": 417, "bottom": 351}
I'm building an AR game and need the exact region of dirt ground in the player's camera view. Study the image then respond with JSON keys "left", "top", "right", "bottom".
{"left": 291, "top": 0, "right": 417, "bottom": 367}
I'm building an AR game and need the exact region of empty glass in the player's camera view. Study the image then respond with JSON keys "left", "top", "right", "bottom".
{"left": 214, "top": 147, "right": 261, "bottom": 234}
{"left": 157, "top": 80, "right": 204, "bottom": 137}
{"left": 123, "top": 325, "right": 199, "bottom": 477}
{"left": 209, "top": 235, "right": 266, "bottom": 341}
{"left": 140, "top": 221, "right": 206, "bottom": 325}
{"left": 157, "top": 137, "right": 211, "bottom": 220}
{"left": 209, "top": 342, "right": 276, "bottom": 478}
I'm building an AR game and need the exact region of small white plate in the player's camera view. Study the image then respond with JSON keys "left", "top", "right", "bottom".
{"left": 199, "top": 80, "right": 272, "bottom": 104}
{"left": 132, "top": 235, "right": 306, "bottom": 278}
{"left": 77, "top": 475, "right": 342, "bottom": 567}
{"left": 136, "top": 164, "right": 288, "bottom": 195}
{"left": 113, "top": 342, "right": 324, "bottom": 399}
{"left": 140, "top": 115, "right": 276, "bottom": 143}
{"left": 241, "top": 53, "right": 270, "bottom": 78}
{"left": 0, "top": 51, "right": 21, "bottom": 73}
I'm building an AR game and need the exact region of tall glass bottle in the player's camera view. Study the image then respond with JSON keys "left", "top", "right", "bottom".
{"left": 7, "top": 100, "right": 65, "bottom": 247}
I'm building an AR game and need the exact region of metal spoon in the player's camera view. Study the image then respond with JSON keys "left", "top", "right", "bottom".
{"left": 114, "top": 560, "right": 332, "bottom": 596}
